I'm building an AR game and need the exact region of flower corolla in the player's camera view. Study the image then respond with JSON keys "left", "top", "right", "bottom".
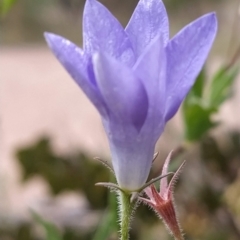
{"left": 44, "top": 0, "right": 217, "bottom": 191}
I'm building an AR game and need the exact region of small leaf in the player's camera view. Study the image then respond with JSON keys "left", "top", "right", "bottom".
{"left": 209, "top": 66, "right": 238, "bottom": 107}
{"left": 182, "top": 65, "right": 238, "bottom": 142}
{"left": 31, "top": 211, "right": 63, "bottom": 240}
{"left": 183, "top": 100, "right": 216, "bottom": 141}
{"left": 189, "top": 69, "right": 205, "bottom": 98}
{"left": 182, "top": 69, "right": 214, "bottom": 141}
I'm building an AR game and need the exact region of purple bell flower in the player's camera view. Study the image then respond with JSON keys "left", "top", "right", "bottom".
{"left": 44, "top": 0, "right": 217, "bottom": 191}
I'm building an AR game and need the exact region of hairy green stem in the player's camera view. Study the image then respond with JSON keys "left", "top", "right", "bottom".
{"left": 119, "top": 190, "right": 135, "bottom": 240}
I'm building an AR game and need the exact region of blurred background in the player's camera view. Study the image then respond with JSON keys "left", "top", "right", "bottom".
{"left": 1, "top": 0, "right": 240, "bottom": 239}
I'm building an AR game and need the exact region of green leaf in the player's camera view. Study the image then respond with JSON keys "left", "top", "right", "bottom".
{"left": 182, "top": 65, "right": 238, "bottom": 142}
{"left": 189, "top": 69, "right": 205, "bottom": 98}
{"left": 183, "top": 100, "right": 216, "bottom": 141}
{"left": 209, "top": 66, "right": 238, "bottom": 107}
{"left": 182, "top": 69, "right": 213, "bottom": 141}
{"left": 0, "top": 0, "right": 17, "bottom": 16}
{"left": 31, "top": 211, "right": 63, "bottom": 240}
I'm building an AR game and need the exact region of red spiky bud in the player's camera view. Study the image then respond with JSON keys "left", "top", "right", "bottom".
{"left": 139, "top": 151, "right": 185, "bottom": 240}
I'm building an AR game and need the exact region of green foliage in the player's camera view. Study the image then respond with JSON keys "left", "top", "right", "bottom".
{"left": 16, "top": 137, "right": 109, "bottom": 209}
{"left": 183, "top": 65, "right": 238, "bottom": 141}
{"left": 183, "top": 70, "right": 216, "bottom": 140}
{"left": 32, "top": 211, "right": 62, "bottom": 240}
{"left": 189, "top": 67, "right": 205, "bottom": 98}
{"left": 0, "top": 0, "right": 17, "bottom": 16}
{"left": 209, "top": 67, "right": 238, "bottom": 107}
{"left": 183, "top": 101, "right": 216, "bottom": 141}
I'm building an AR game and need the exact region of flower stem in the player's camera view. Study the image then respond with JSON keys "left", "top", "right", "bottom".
{"left": 119, "top": 190, "right": 135, "bottom": 240}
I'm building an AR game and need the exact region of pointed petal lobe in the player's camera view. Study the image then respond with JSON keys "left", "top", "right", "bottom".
{"left": 83, "top": 0, "right": 135, "bottom": 65}
{"left": 126, "top": 0, "right": 169, "bottom": 57}
{"left": 165, "top": 13, "right": 217, "bottom": 121}
{"left": 44, "top": 33, "right": 108, "bottom": 116}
